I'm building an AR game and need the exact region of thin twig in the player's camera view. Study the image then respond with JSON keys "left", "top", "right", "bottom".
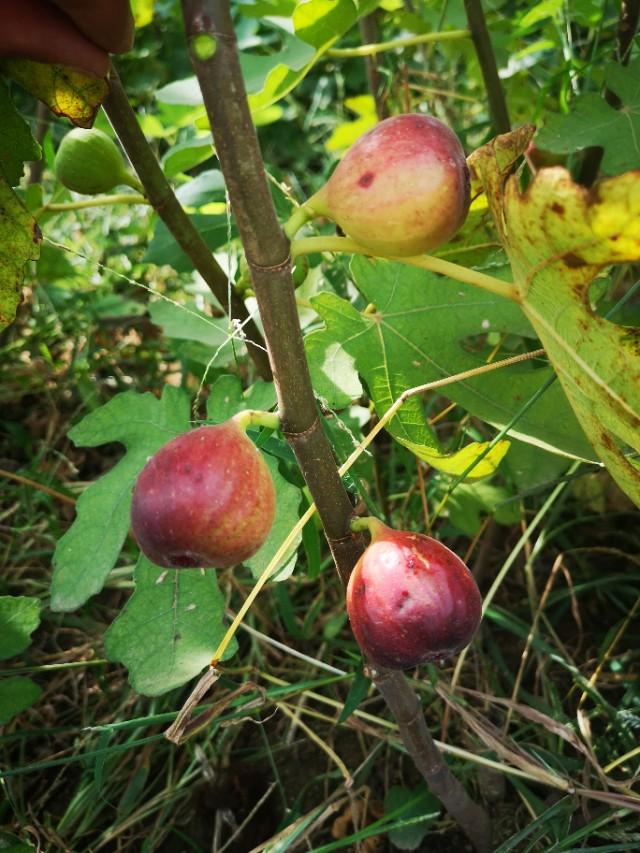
{"left": 328, "top": 29, "right": 470, "bottom": 57}
{"left": 463, "top": 0, "right": 510, "bottom": 134}
{"left": 358, "top": 12, "right": 389, "bottom": 120}
{"left": 35, "top": 193, "right": 148, "bottom": 217}
{"left": 103, "top": 69, "right": 272, "bottom": 380}
{"left": 0, "top": 468, "right": 76, "bottom": 505}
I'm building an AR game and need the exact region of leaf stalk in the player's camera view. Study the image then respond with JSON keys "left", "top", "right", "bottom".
{"left": 328, "top": 29, "right": 470, "bottom": 58}
{"left": 291, "top": 235, "right": 519, "bottom": 301}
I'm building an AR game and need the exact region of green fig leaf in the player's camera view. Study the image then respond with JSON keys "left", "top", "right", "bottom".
{"left": 0, "top": 596, "right": 42, "bottom": 660}
{"left": 244, "top": 454, "right": 303, "bottom": 582}
{"left": 505, "top": 439, "right": 575, "bottom": 493}
{"left": 51, "top": 387, "right": 191, "bottom": 612}
{"left": 0, "top": 676, "right": 42, "bottom": 724}
{"left": 433, "top": 200, "right": 505, "bottom": 269}
{"left": 104, "top": 555, "right": 236, "bottom": 696}
{"left": 206, "top": 374, "right": 277, "bottom": 423}
{"left": 148, "top": 299, "right": 247, "bottom": 362}
{"left": 0, "top": 80, "right": 41, "bottom": 185}
{"left": 143, "top": 214, "right": 235, "bottom": 271}
{"left": 536, "top": 58, "right": 640, "bottom": 176}
{"left": 305, "top": 256, "right": 594, "bottom": 474}
{"left": 132, "top": 0, "right": 155, "bottom": 28}
{"left": 248, "top": 0, "right": 377, "bottom": 111}
{"left": 324, "top": 95, "right": 377, "bottom": 154}
{"left": 304, "top": 332, "right": 363, "bottom": 409}
{"left": 444, "top": 481, "right": 521, "bottom": 536}
{"left": 383, "top": 783, "right": 440, "bottom": 850}
{"left": 161, "top": 135, "right": 214, "bottom": 177}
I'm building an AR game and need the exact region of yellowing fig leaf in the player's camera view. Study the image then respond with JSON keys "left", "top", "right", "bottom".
{"left": 468, "top": 123, "right": 535, "bottom": 204}
{"left": 397, "top": 436, "right": 510, "bottom": 480}
{"left": 472, "top": 128, "right": 640, "bottom": 504}
{"left": 0, "top": 59, "right": 108, "bottom": 128}
{"left": 0, "top": 177, "right": 41, "bottom": 331}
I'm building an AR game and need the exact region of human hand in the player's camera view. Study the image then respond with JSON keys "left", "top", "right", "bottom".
{"left": 0, "top": 0, "right": 134, "bottom": 76}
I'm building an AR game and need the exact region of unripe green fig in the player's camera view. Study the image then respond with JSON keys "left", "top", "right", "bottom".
{"left": 54, "top": 128, "right": 142, "bottom": 195}
{"left": 347, "top": 519, "right": 481, "bottom": 670}
{"left": 304, "top": 114, "right": 470, "bottom": 257}
{"left": 131, "top": 417, "right": 276, "bottom": 569}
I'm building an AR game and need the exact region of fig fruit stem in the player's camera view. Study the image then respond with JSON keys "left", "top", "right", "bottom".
{"left": 231, "top": 409, "right": 280, "bottom": 432}
{"left": 291, "top": 235, "right": 519, "bottom": 301}
{"left": 282, "top": 204, "right": 314, "bottom": 239}
{"left": 349, "top": 516, "right": 387, "bottom": 538}
{"left": 327, "top": 28, "right": 470, "bottom": 58}
{"left": 35, "top": 193, "right": 149, "bottom": 217}
{"left": 121, "top": 171, "right": 145, "bottom": 194}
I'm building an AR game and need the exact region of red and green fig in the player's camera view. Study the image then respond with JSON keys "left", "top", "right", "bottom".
{"left": 347, "top": 518, "right": 482, "bottom": 670}
{"left": 303, "top": 113, "right": 470, "bottom": 257}
{"left": 131, "top": 413, "right": 277, "bottom": 569}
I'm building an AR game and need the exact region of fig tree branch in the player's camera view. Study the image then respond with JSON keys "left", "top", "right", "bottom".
{"left": 102, "top": 69, "right": 272, "bottom": 381}
{"left": 463, "top": 0, "right": 510, "bottom": 134}
{"left": 180, "top": 2, "right": 492, "bottom": 848}
{"left": 358, "top": 11, "right": 388, "bottom": 120}
{"left": 179, "top": 0, "right": 363, "bottom": 584}
{"left": 617, "top": 0, "right": 640, "bottom": 63}
{"left": 182, "top": 6, "right": 490, "bottom": 851}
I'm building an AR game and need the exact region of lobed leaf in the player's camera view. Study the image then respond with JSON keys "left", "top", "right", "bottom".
{"left": 305, "top": 256, "right": 594, "bottom": 473}
{"left": 104, "top": 556, "right": 236, "bottom": 696}
{"left": 0, "top": 676, "right": 42, "bottom": 725}
{"left": 536, "top": 58, "right": 640, "bottom": 176}
{"left": 51, "top": 387, "right": 191, "bottom": 611}
{"left": 0, "top": 596, "right": 42, "bottom": 660}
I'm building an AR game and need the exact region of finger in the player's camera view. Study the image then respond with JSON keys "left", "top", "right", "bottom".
{"left": 0, "top": 0, "right": 109, "bottom": 76}
{"left": 52, "top": 0, "right": 135, "bottom": 55}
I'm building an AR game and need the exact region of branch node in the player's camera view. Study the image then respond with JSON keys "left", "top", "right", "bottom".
{"left": 246, "top": 253, "right": 291, "bottom": 275}
{"left": 282, "top": 415, "right": 322, "bottom": 441}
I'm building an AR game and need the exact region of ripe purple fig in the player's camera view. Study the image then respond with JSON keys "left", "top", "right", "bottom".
{"left": 305, "top": 113, "right": 470, "bottom": 256}
{"left": 131, "top": 413, "right": 277, "bottom": 569}
{"left": 347, "top": 518, "right": 482, "bottom": 670}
